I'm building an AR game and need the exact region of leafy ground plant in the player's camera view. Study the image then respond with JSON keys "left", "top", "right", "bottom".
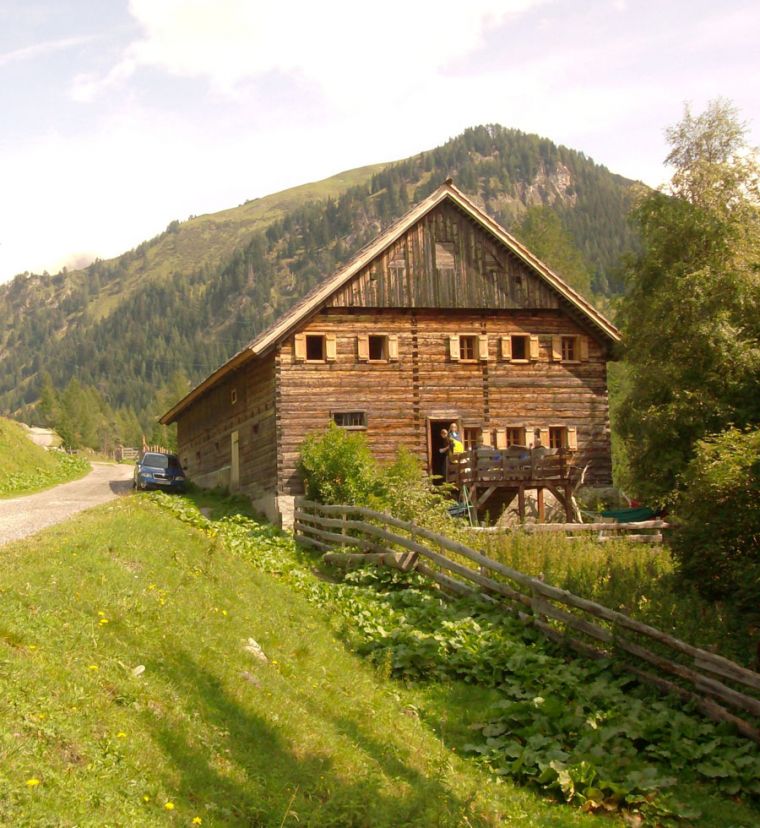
{"left": 152, "top": 493, "right": 760, "bottom": 827}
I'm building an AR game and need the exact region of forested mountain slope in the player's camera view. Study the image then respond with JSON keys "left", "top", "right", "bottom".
{"left": 0, "top": 125, "right": 640, "bottom": 445}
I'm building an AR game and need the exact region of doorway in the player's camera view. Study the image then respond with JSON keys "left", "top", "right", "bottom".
{"left": 428, "top": 418, "right": 456, "bottom": 482}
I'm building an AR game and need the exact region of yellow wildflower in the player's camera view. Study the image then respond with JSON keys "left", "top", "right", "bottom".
{"left": 143, "top": 795, "right": 150, "bottom": 802}
{"left": 98, "top": 611, "right": 105, "bottom": 617}
{"left": 26, "top": 778, "right": 40, "bottom": 787}
{"left": 164, "top": 801, "right": 175, "bottom": 810}
{"left": 99, "top": 618, "right": 109, "bottom": 625}
{"left": 116, "top": 732, "right": 127, "bottom": 738}
{"left": 88, "top": 665, "right": 99, "bottom": 671}
{"left": 192, "top": 818, "right": 203, "bottom": 825}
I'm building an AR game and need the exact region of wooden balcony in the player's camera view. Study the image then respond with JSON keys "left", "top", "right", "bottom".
{"left": 445, "top": 446, "right": 581, "bottom": 522}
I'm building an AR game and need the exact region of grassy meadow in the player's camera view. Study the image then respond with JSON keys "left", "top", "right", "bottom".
{"left": 0, "top": 418, "right": 89, "bottom": 498}
{"left": 0, "top": 494, "right": 606, "bottom": 827}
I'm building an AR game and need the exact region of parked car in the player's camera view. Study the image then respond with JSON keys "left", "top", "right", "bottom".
{"left": 133, "top": 452, "right": 187, "bottom": 492}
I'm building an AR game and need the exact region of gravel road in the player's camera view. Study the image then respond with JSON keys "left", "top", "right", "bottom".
{"left": 0, "top": 462, "right": 135, "bottom": 548}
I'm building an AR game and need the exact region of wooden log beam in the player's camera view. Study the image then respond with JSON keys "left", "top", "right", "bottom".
{"left": 475, "top": 485, "right": 497, "bottom": 508}
{"left": 522, "top": 520, "right": 669, "bottom": 532}
{"left": 416, "top": 562, "right": 495, "bottom": 602}
{"left": 322, "top": 551, "right": 418, "bottom": 572}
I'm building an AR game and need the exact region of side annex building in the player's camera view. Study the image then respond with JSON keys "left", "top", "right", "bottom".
{"left": 160, "top": 181, "right": 621, "bottom": 527}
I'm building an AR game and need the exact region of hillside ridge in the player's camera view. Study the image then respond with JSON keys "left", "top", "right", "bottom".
{"left": 0, "top": 124, "right": 640, "bottom": 447}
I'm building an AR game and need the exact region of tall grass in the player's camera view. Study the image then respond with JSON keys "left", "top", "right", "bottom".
{"left": 473, "top": 531, "right": 756, "bottom": 668}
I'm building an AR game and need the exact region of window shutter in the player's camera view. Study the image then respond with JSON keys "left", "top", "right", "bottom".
{"left": 495, "top": 428, "right": 507, "bottom": 450}
{"left": 500, "top": 336, "right": 512, "bottom": 361}
{"left": 551, "top": 336, "right": 562, "bottom": 361}
{"left": 448, "top": 335, "right": 460, "bottom": 361}
{"left": 526, "top": 427, "right": 535, "bottom": 447}
{"left": 478, "top": 334, "right": 489, "bottom": 361}
{"left": 579, "top": 336, "right": 589, "bottom": 361}
{"left": 325, "top": 335, "right": 337, "bottom": 362}
{"left": 357, "top": 334, "right": 369, "bottom": 362}
{"left": 294, "top": 333, "right": 306, "bottom": 362}
{"left": 387, "top": 335, "right": 399, "bottom": 361}
{"left": 481, "top": 430, "right": 493, "bottom": 447}
{"left": 529, "top": 335, "right": 540, "bottom": 361}
{"left": 539, "top": 427, "right": 550, "bottom": 447}
{"left": 567, "top": 426, "right": 578, "bottom": 451}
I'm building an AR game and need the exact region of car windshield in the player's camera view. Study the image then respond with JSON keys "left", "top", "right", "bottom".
{"left": 142, "top": 453, "right": 180, "bottom": 470}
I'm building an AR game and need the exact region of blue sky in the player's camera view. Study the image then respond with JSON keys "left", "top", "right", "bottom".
{"left": 1, "top": 0, "right": 758, "bottom": 283}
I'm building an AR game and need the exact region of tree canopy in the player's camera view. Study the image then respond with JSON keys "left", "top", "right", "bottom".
{"left": 618, "top": 100, "right": 760, "bottom": 503}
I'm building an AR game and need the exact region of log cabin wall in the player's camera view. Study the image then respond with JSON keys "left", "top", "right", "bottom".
{"left": 176, "top": 353, "right": 277, "bottom": 503}
{"left": 276, "top": 306, "right": 611, "bottom": 500}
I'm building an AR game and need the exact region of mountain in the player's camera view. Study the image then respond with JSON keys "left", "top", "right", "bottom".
{"left": 0, "top": 125, "right": 640, "bottom": 446}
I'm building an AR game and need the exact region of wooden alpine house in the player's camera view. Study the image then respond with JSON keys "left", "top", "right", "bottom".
{"left": 161, "top": 180, "right": 621, "bottom": 527}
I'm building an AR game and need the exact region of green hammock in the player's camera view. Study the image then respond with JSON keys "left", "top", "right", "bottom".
{"left": 600, "top": 506, "right": 658, "bottom": 523}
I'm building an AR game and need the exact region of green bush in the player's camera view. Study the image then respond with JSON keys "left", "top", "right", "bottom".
{"left": 298, "top": 423, "right": 381, "bottom": 505}
{"left": 672, "top": 427, "right": 760, "bottom": 622}
{"left": 298, "top": 428, "right": 464, "bottom": 534}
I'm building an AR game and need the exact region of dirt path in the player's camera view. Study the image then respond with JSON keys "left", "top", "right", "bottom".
{"left": 0, "top": 462, "right": 134, "bottom": 548}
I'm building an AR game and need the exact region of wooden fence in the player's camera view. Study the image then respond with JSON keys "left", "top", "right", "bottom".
{"left": 474, "top": 520, "right": 670, "bottom": 545}
{"left": 294, "top": 498, "right": 760, "bottom": 743}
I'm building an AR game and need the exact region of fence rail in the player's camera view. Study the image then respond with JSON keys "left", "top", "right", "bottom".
{"left": 294, "top": 498, "right": 760, "bottom": 743}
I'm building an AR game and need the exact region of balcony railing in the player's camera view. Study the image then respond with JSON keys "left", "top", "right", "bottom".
{"left": 445, "top": 446, "right": 579, "bottom": 488}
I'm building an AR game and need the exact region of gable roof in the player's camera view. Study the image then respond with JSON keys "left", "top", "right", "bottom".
{"left": 161, "top": 180, "right": 620, "bottom": 424}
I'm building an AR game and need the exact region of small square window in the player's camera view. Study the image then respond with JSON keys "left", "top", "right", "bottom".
{"left": 463, "top": 427, "right": 481, "bottom": 451}
{"left": 549, "top": 427, "right": 566, "bottom": 449}
{"left": 368, "top": 335, "right": 387, "bottom": 361}
{"left": 306, "top": 334, "right": 325, "bottom": 361}
{"left": 506, "top": 427, "right": 526, "bottom": 447}
{"left": 333, "top": 411, "right": 367, "bottom": 429}
{"left": 459, "top": 335, "right": 477, "bottom": 361}
{"left": 561, "top": 336, "right": 577, "bottom": 361}
{"left": 230, "top": 388, "right": 238, "bottom": 405}
{"left": 511, "top": 335, "right": 529, "bottom": 361}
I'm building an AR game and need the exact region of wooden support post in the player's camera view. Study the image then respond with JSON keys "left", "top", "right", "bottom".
{"left": 537, "top": 488, "right": 545, "bottom": 523}
{"left": 517, "top": 485, "right": 525, "bottom": 523}
{"left": 564, "top": 483, "right": 573, "bottom": 522}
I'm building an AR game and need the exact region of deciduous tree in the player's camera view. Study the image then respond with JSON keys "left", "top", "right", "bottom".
{"left": 618, "top": 100, "right": 760, "bottom": 503}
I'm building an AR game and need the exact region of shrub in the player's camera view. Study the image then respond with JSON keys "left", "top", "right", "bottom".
{"left": 374, "top": 448, "right": 461, "bottom": 533}
{"left": 671, "top": 427, "right": 760, "bottom": 622}
{"left": 298, "top": 423, "right": 380, "bottom": 505}
{"left": 298, "top": 429, "right": 464, "bottom": 534}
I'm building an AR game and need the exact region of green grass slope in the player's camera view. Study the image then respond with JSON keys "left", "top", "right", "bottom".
{"left": 0, "top": 495, "right": 603, "bottom": 827}
{"left": 0, "top": 418, "right": 88, "bottom": 497}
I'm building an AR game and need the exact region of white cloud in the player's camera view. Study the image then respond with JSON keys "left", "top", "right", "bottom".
{"left": 72, "top": 0, "right": 549, "bottom": 105}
